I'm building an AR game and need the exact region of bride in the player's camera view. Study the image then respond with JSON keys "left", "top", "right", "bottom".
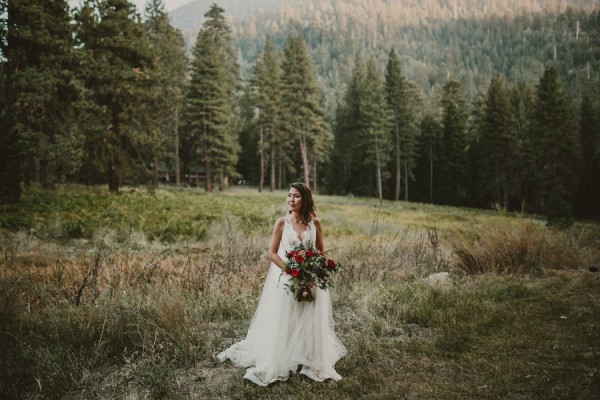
{"left": 217, "top": 182, "right": 347, "bottom": 386}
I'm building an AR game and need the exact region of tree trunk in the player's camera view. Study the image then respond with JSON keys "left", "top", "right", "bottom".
{"left": 404, "top": 161, "right": 409, "bottom": 201}
{"left": 108, "top": 161, "right": 119, "bottom": 193}
{"left": 278, "top": 146, "right": 283, "bottom": 190}
{"left": 218, "top": 169, "right": 225, "bottom": 191}
{"left": 174, "top": 107, "right": 180, "bottom": 186}
{"left": 0, "top": 136, "right": 22, "bottom": 202}
{"left": 395, "top": 124, "right": 401, "bottom": 201}
{"left": 203, "top": 120, "right": 212, "bottom": 192}
{"left": 151, "top": 159, "right": 158, "bottom": 192}
{"left": 429, "top": 145, "right": 433, "bottom": 203}
{"left": 375, "top": 133, "right": 383, "bottom": 200}
{"left": 108, "top": 105, "right": 121, "bottom": 193}
{"left": 312, "top": 156, "right": 317, "bottom": 193}
{"left": 299, "top": 133, "right": 309, "bottom": 188}
{"left": 259, "top": 122, "right": 264, "bottom": 192}
{"left": 270, "top": 138, "right": 276, "bottom": 191}
{"left": 204, "top": 151, "right": 212, "bottom": 192}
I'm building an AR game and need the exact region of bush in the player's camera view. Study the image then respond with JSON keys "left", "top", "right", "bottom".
{"left": 449, "top": 216, "right": 584, "bottom": 274}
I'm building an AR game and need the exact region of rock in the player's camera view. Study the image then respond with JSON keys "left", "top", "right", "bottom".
{"left": 424, "top": 272, "right": 452, "bottom": 287}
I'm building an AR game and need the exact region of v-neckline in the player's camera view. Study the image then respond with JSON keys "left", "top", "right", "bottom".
{"left": 286, "top": 215, "right": 309, "bottom": 242}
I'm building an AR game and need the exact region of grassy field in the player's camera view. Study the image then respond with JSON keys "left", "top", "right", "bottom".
{"left": 1, "top": 185, "right": 599, "bottom": 399}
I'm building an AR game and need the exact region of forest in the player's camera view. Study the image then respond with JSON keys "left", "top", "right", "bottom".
{"left": 1, "top": 0, "right": 600, "bottom": 223}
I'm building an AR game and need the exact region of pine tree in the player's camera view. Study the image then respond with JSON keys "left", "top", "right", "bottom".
{"left": 363, "top": 58, "right": 392, "bottom": 200}
{"left": 416, "top": 115, "right": 442, "bottom": 203}
{"left": 332, "top": 54, "right": 391, "bottom": 199}
{"left": 530, "top": 67, "right": 580, "bottom": 224}
{"left": 439, "top": 79, "right": 469, "bottom": 205}
{"left": 281, "top": 34, "right": 330, "bottom": 189}
{"left": 511, "top": 84, "right": 536, "bottom": 212}
{"left": 1, "top": 0, "right": 80, "bottom": 201}
{"left": 144, "top": 0, "right": 187, "bottom": 189}
{"left": 385, "top": 48, "right": 417, "bottom": 201}
{"left": 253, "top": 36, "right": 284, "bottom": 192}
{"left": 330, "top": 54, "right": 367, "bottom": 195}
{"left": 74, "top": 0, "right": 156, "bottom": 193}
{"left": 576, "top": 93, "right": 600, "bottom": 218}
{"left": 479, "top": 75, "right": 519, "bottom": 208}
{"left": 183, "top": 4, "right": 239, "bottom": 192}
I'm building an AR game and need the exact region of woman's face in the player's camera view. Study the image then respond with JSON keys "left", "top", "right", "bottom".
{"left": 287, "top": 187, "right": 302, "bottom": 213}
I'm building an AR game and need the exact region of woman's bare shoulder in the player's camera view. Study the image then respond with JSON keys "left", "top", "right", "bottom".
{"left": 312, "top": 216, "right": 322, "bottom": 228}
{"left": 274, "top": 217, "right": 286, "bottom": 228}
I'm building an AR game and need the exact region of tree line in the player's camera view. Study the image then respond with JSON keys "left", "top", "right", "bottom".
{"left": 328, "top": 51, "right": 598, "bottom": 224}
{"left": 1, "top": 0, "right": 599, "bottom": 224}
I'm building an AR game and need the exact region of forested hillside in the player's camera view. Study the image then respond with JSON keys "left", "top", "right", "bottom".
{"left": 172, "top": 0, "right": 600, "bottom": 112}
{"left": 2, "top": 0, "right": 600, "bottom": 223}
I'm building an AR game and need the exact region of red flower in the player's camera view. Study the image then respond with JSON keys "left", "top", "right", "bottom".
{"left": 327, "top": 259, "right": 336, "bottom": 269}
{"left": 291, "top": 268, "right": 299, "bottom": 277}
{"left": 295, "top": 255, "right": 304, "bottom": 264}
{"left": 285, "top": 267, "right": 292, "bottom": 275}
{"left": 306, "top": 251, "right": 314, "bottom": 257}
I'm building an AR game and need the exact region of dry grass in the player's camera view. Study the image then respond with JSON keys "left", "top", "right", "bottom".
{"left": 448, "top": 215, "right": 593, "bottom": 274}
{"left": 1, "top": 186, "right": 599, "bottom": 399}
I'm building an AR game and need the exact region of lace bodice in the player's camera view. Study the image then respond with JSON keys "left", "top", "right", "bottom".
{"left": 279, "top": 216, "right": 316, "bottom": 256}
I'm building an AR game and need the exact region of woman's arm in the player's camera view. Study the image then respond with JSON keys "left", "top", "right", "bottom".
{"left": 268, "top": 217, "right": 286, "bottom": 270}
{"left": 313, "top": 217, "right": 324, "bottom": 254}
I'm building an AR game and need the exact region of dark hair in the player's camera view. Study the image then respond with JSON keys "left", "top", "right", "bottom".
{"left": 289, "top": 182, "right": 316, "bottom": 225}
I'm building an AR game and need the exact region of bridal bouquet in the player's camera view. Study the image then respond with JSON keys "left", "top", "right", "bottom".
{"left": 281, "top": 242, "right": 339, "bottom": 302}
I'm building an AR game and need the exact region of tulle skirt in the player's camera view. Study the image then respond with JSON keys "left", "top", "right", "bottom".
{"left": 217, "top": 263, "right": 347, "bottom": 386}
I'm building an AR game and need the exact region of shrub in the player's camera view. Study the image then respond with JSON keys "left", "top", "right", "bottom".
{"left": 449, "top": 216, "right": 584, "bottom": 274}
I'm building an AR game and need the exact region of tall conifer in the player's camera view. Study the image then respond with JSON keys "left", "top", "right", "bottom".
{"left": 480, "top": 75, "right": 519, "bottom": 208}
{"left": 363, "top": 59, "right": 392, "bottom": 200}
{"left": 385, "top": 49, "right": 416, "bottom": 201}
{"left": 253, "top": 37, "right": 284, "bottom": 192}
{"left": 184, "top": 4, "right": 239, "bottom": 192}
{"left": 416, "top": 115, "right": 442, "bottom": 203}
{"left": 331, "top": 55, "right": 367, "bottom": 195}
{"left": 144, "top": 0, "right": 187, "bottom": 189}
{"left": 439, "top": 79, "right": 469, "bottom": 205}
{"left": 1, "top": 0, "right": 80, "bottom": 200}
{"left": 576, "top": 93, "right": 600, "bottom": 217}
{"left": 281, "top": 34, "right": 330, "bottom": 189}
{"left": 530, "top": 67, "right": 580, "bottom": 223}
{"left": 75, "top": 0, "right": 155, "bottom": 192}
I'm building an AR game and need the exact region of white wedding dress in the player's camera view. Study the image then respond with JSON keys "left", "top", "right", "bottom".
{"left": 217, "top": 216, "right": 347, "bottom": 386}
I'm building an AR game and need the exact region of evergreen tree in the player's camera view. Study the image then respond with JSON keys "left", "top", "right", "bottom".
{"left": 183, "top": 4, "right": 239, "bottom": 192}
{"left": 1, "top": 0, "right": 80, "bottom": 201}
{"left": 330, "top": 55, "right": 367, "bottom": 195}
{"left": 74, "top": 0, "right": 156, "bottom": 192}
{"left": 530, "top": 67, "right": 580, "bottom": 224}
{"left": 439, "top": 79, "right": 469, "bottom": 205}
{"left": 385, "top": 49, "right": 413, "bottom": 201}
{"left": 144, "top": 0, "right": 187, "bottom": 189}
{"left": 363, "top": 59, "right": 392, "bottom": 200}
{"left": 415, "top": 115, "right": 442, "bottom": 203}
{"left": 576, "top": 93, "right": 600, "bottom": 218}
{"left": 511, "top": 84, "right": 536, "bottom": 212}
{"left": 253, "top": 36, "right": 283, "bottom": 192}
{"left": 479, "top": 75, "right": 519, "bottom": 208}
{"left": 281, "top": 34, "right": 330, "bottom": 189}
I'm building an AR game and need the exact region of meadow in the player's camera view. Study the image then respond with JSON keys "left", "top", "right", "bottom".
{"left": 0, "top": 185, "right": 599, "bottom": 399}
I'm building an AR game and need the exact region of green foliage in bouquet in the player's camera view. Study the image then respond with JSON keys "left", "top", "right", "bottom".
{"left": 281, "top": 242, "right": 339, "bottom": 302}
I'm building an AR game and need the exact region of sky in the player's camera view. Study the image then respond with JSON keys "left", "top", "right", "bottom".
{"left": 68, "top": 0, "right": 195, "bottom": 12}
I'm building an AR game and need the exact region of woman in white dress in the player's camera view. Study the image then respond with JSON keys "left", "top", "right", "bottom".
{"left": 218, "top": 182, "right": 347, "bottom": 386}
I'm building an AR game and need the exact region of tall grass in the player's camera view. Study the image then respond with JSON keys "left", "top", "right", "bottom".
{"left": 0, "top": 186, "right": 598, "bottom": 399}
{"left": 448, "top": 215, "right": 589, "bottom": 274}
